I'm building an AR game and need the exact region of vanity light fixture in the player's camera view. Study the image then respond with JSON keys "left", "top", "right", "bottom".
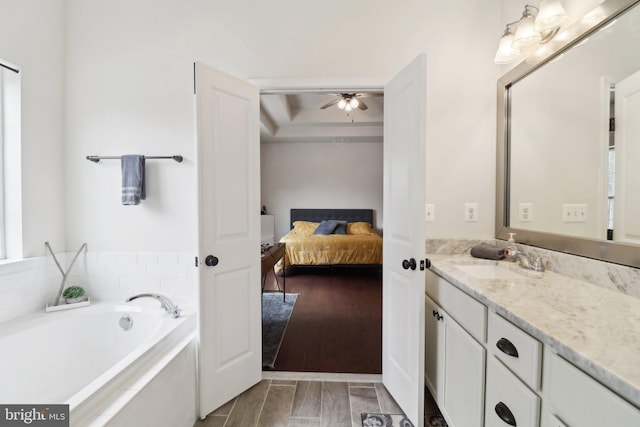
{"left": 494, "top": 1, "right": 568, "bottom": 64}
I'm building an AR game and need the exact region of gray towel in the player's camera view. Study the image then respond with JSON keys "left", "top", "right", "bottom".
{"left": 470, "top": 244, "right": 505, "bottom": 260}
{"left": 121, "top": 155, "right": 146, "bottom": 205}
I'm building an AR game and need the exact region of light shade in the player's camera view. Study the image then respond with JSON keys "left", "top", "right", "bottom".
{"left": 337, "top": 99, "right": 347, "bottom": 109}
{"left": 349, "top": 98, "right": 359, "bottom": 109}
{"left": 494, "top": 33, "right": 521, "bottom": 64}
{"left": 535, "top": 0, "right": 567, "bottom": 31}
{"left": 513, "top": 14, "right": 542, "bottom": 49}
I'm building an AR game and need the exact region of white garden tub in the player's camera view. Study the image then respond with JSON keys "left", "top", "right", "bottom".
{"left": 0, "top": 302, "right": 196, "bottom": 426}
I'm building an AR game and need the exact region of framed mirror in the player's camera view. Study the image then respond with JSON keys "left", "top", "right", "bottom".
{"left": 496, "top": 0, "right": 640, "bottom": 267}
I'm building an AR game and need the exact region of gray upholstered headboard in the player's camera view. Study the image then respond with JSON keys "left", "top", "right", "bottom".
{"left": 290, "top": 209, "right": 374, "bottom": 229}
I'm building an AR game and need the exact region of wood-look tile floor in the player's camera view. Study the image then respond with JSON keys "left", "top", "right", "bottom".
{"left": 194, "top": 379, "right": 407, "bottom": 427}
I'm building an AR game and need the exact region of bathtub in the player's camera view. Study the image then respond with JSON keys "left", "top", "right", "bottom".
{"left": 0, "top": 302, "right": 197, "bottom": 426}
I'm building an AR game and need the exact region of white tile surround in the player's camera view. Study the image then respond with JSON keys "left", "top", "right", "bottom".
{"left": 426, "top": 239, "right": 640, "bottom": 299}
{"left": 0, "top": 251, "right": 198, "bottom": 324}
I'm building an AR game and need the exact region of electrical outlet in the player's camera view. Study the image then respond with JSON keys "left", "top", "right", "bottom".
{"left": 425, "top": 204, "right": 435, "bottom": 222}
{"left": 519, "top": 203, "right": 533, "bottom": 222}
{"left": 464, "top": 203, "right": 478, "bottom": 222}
{"left": 562, "top": 203, "right": 588, "bottom": 223}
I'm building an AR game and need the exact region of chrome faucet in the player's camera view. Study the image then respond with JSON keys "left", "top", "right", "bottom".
{"left": 126, "top": 293, "right": 181, "bottom": 318}
{"left": 510, "top": 250, "right": 545, "bottom": 272}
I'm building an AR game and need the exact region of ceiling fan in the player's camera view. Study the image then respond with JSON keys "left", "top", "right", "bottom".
{"left": 320, "top": 93, "right": 382, "bottom": 112}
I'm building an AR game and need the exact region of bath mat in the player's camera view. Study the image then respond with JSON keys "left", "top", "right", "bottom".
{"left": 426, "top": 415, "right": 447, "bottom": 426}
{"left": 262, "top": 292, "right": 298, "bottom": 368}
{"left": 361, "top": 413, "right": 414, "bottom": 427}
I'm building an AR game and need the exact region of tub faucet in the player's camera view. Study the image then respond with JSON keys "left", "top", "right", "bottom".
{"left": 510, "top": 250, "right": 545, "bottom": 272}
{"left": 126, "top": 293, "right": 181, "bottom": 318}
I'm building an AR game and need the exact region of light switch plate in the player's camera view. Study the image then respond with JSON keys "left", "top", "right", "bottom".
{"left": 563, "top": 203, "right": 588, "bottom": 222}
{"left": 425, "top": 204, "right": 435, "bottom": 222}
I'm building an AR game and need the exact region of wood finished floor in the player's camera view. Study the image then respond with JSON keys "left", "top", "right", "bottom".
{"left": 194, "top": 379, "right": 404, "bottom": 427}
{"left": 195, "top": 380, "right": 445, "bottom": 427}
{"left": 263, "top": 267, "right": 382, "bottom": 374}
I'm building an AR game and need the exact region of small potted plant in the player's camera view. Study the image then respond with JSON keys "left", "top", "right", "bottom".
{"left": 63, "top": 285, "right": 88, "bottom": 304}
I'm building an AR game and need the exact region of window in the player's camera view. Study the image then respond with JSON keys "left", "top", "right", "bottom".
{"left": 1, "top": 60, "right": 21, "bottom": 259}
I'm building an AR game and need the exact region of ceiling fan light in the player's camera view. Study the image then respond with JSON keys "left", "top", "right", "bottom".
{"left": 535, "top": 0, "right": 567, "bottom": 32}
{"left": 349, "top": 98, "right": 359, "bottom": 109}
{"left": 337, "top": 99, "right": 347, "bottom": 109}
{"left": 344, "top": 103, "right": 353, "bottom": 112}
{"left": 513, "top": 14, "right": 542, "bottom": 49}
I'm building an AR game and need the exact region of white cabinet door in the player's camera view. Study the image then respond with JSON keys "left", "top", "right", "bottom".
{"left": 425, "top": 294, "right": 485, "bottom": 427}
{"left": 441, "top": 308, "right": 486, "bottom": 427}
{"left": 425, "top": 296, "right": 444, "bottom": 400}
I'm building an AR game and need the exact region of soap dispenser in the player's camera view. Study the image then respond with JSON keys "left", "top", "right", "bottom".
{"left": 505, "top": 233, "right": 517, "bottom": 261}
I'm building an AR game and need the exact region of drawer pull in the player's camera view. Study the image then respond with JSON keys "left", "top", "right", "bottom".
{"left": 496, "top": 337, "right": 519, "bottom": 358}
{"left": 495, "top": 401, "right": 517, "bottom": 426}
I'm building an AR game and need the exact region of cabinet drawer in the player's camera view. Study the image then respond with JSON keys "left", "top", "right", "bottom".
{"left": 543, "top": 412, "right": 567, "bottom": 427}
{"left": 485, "top": 357, "right": 540, "bottom": 427}
{"left": 545, "top": 351, "right": 640, "bottom": 427}
{"left": 426, "top": 270, "right": 487, "bottom": 342}
{"left": 488, "top": 311, "right": 542, "bottom": 390}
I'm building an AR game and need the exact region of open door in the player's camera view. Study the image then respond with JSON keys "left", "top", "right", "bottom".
{"left": 614, "top": 69, "right": 640, "bottom": 244}
{"left": 382, "top": 54, "right": 427, "bottom": 427}
{"left": 195, "top": 63, "right": 262, "bottom": 418}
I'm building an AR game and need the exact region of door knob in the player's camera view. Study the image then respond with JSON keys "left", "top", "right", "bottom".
{"left": 402, "top": 258, "right": 417, "bottom": 270}
{"left": 205, "top": 255, "right": 219, "bottom": 267}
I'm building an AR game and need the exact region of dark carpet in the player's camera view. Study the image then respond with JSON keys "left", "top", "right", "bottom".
{"left": 262, "top": 292, "right": 298, "bottom": 368}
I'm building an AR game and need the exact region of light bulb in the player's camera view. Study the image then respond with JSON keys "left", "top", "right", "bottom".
{"left": 349, "top": 98, "right": 359, "bottom": 109}
{"left": 513, "top": 14, "right": 542, "bottom": 49}
{"left": 337, "top": 99, "right": 347, "bottom": 109}
{"left": 535, "top": 0, "right": 567, "bottom": 32}
{"left": 345, "top": 103, "right": 353, "bottom": 112}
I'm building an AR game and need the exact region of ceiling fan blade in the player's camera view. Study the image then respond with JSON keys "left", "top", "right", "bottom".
{"left": 355, "top": 93, "right": 383, "bottom": 99}
{"left": 357, "top": 100, "right": 369, "bottom": 111}
{"left": 320, "top": 98, "right": 341, "bottom": 109}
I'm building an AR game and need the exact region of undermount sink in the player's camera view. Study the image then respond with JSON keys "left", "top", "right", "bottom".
{"left": 448, "top": 260, "right": 541, "bottom": 280}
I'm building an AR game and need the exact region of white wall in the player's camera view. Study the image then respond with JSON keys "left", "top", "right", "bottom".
{"left": 261, "top": 141, "right": 383, "bottom": 239}
{"left": 63, "top": 0, "right": 502, "bottom": 253}
{"left": 0, "top": 0, "right": 66, "bottom": 257}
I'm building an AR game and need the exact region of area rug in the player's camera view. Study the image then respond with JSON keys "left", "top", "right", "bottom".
{"left": 361, "top": 413, "right": 414, "bottom": 427}
{"left": 262, "top": 292, "right": 298, "bottom": 368}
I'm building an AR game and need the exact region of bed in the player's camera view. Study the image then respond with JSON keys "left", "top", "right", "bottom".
{"left": 277, "top": 208, "right": 383, "bottom": 272}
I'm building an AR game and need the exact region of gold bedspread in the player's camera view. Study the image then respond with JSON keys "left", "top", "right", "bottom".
{"left": 279, "top": 232, "right": 383, "bottom": 267}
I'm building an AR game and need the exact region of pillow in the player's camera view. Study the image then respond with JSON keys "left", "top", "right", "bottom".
{"left": 291, "top": 221, "right": 319, "bottom": 236}
{"left": 333, "top": 220, "right": 347, "bottom": 235}
{"left": 347, "top": 222, "right": 376, "bottom": 235}
{"left": 314, "top": 220, "right": 339, "bottom": 235}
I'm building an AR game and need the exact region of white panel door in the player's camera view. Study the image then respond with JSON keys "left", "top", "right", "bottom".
{"left": 614, "top": 69, "right": 640, "bottom": 244}
{"left": 195, "top": 63, "right": 261, "bottom": 417}
{"left": 382, "top": 54, "right": 427, "bottom": 427}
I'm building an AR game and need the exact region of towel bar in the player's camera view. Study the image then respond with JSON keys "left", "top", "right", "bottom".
{"left": 86, "top": 155, "right": 183, "bottom": 163}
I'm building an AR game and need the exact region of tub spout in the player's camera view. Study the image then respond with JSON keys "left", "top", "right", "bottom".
{"left": 126, "top": 293, "right": 181, "bottom": 318}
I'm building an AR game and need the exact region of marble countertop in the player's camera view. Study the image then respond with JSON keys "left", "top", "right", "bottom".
{"left": 428, "top": 254, "right": 640, "bottom": 408}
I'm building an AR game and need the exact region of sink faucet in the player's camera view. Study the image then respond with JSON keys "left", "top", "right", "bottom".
{"left": 510, "top": 250, "right": 545, "bottom": 272}
{"left": 126, "top": 293, "right": 181, "bottom": 318}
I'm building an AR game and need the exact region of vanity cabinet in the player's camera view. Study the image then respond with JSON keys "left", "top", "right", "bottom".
{"left": 485, "top": 310, "right": 542, "bottom": 427}
{"left": 425, "top": 270, "right": 486, "bottom": 427}
{"left": 543, "top": 350, "right": 640, "bottom": 427}
{"left": 427, "top": 267, "right": 640, "bottom": 427}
